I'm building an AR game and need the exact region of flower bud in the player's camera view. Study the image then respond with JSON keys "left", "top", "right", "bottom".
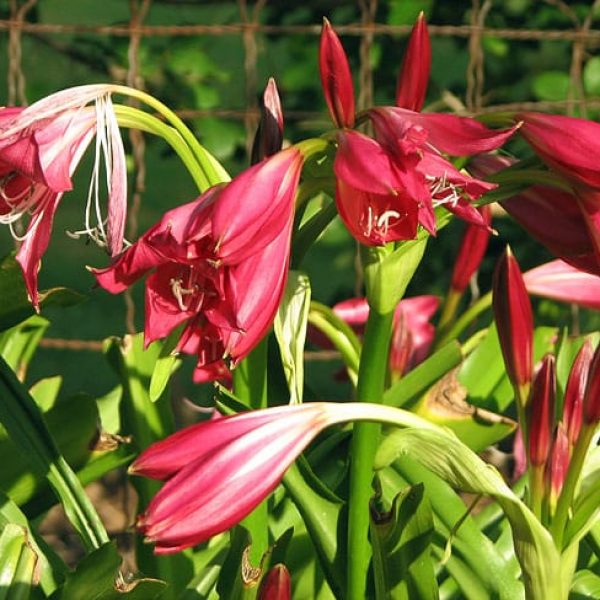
{"left": 251, "top": 77, "right": 284, "bottom": 164}
{"left": 563, "top": 338, "right": 593, "bottom": 446}
{"left": 319, "top": 19, "right": 355, "bottom": 128}
{"left": 583, "top": 342, "right": 600, "bottom": 425}
{"left": 258, "top": 564, "right": 291, "bottom": 600}
{"left": 492, "top": 247, "right": 534, "bottom": 401}
{"left": 527, "top": 354, "right": 555, "bottom": 467}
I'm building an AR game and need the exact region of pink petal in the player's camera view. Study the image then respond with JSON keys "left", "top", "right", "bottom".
{"left": 523, "top": 260, "right": 600, "bottom": 311}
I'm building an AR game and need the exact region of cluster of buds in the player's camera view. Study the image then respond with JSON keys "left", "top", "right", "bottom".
{"left": 493, "top": 247, "right": 600, "bottom": 522}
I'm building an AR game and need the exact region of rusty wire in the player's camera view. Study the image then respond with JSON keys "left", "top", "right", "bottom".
{"left": 5, "top": 0, "right": 600, "bottom": 353}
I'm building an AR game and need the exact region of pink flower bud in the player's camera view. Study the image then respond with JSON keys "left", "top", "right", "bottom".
{"left": 546, "top": 422, "right": 569, "bottom": 509}
{"left": 583, "top": 343, "right": 600, "bottom": 425}
{"left": 450, "top": 205, "right": 492, "bottom": 293}
{"left": 396, "top": 12, "right": 431, "bottom": 111}
{"left": 492, "top": 248, "right": 534, "bottom": 395}
{"left": 259, "top": 564, "right": 291, "bottom": 600}
{"left": 527, "top": 354, "right": 556, "bottom": 467}
{"left": 563, "top": 339, "right": 594, "bottom": 446}
{"left": 319, "top": 19, "right": 355, "bottom": 128}
{"left": 251, "top": 77, "right": 284, "bottom": 164}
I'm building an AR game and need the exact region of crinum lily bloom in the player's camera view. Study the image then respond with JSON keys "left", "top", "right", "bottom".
{"left": 0, "top": 85, "right": 126, "bottom": 308}
{"left": 94, "top": 147, "right": 303, "bottom": 382}
{"left": 130, "top": 401, "right": 437, "bottom": 554}
{"left": 319, "top": 16, "right": 516, "bottom": 246}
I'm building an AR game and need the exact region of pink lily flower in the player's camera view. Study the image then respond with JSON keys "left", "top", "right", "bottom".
{"left": 94, "top": 148, "right": 303, "bottom": 382}
{"left": 470, "top": 154, "right": 600, "bottom": 276}
{"left": 0, "top": 85, "right": 127, "bottom": 308}
{"left": 492, "top": 248, "right": 533, "bottom": 401}
{"left": 450, "top": 204, "right": 492, "bottom": 293}
{"left": 518, "top": 112, "right": 600, "bottom": 191}
{"left": 322, "top": 16, "right": 515, "bottom": 246}
{"left": 523, "top": 260, "right": 600, "bottom": 311}
{"left": 319, "top": 19, "right": 355, "bottom": 129}
{"left": 332, "top": 295, "right": 438, "bottom": 377}
{"left": 130, "top": 401, "right": 433, "bottom": 553}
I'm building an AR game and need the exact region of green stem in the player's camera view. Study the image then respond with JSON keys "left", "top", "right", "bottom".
{"left": 0, "top": 356, "right": 109, "bottom": 551}
{"left": 551, "top": 424, "right": 595, "bottom": 548}
{"left": 435, "top": 291, "right": 492, "bottom": 349}
{"left": 437, "top": 288, "right": 463, "bottom": 334}
{"left": 529, "top": 464, "right": 545, "bottom": 521}
{"left": 114, "top": 105, "right": 208, "bottom": 192}
{"left": 347, "top": 308, "right": 395, "bottom": 600}
{"left": 112, "top": 85, "right": 230, "bottom": 187}
{"left": 233, "top": 338, "right": 270, "bottom": 566}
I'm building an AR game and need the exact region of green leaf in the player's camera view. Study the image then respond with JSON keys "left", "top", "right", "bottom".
{"left": 0, "top": 315, "right": 49, "bottom": 378}
{"left": 274, "top": 272, "right": 311, "bottom": 404}
{"left": 383, "top": 341, "right": 462, "bottom": 408}
{"left": 379, "top": 459, "right": 523, "bottom": 599}
{"left": 361, "top": 238, "right": 427, "bottom": 314}
{"left": 49, "top": 542, "right": 165, "bottom": 600}
{"left": 282, "top": 458, "right": 346, "bottom": 599}
{"left": 375, "top": 428, "right": 563, "bottom": 600}
{"left": 370, "top": 483, "right": 438, "bottom": 599}
{"left": 459, "top": 324, "right": 556, "bottom": 413}
{"left": 0, "top": 355, "right": 108, "bottom": 551}
{"left": 148, "top": 330, "right": 183, "bottom": 403}
{"left": 571, "top": 569, "right": 600, "bottom": 599}
{"left": 0, "top": 253, "right": 86, "bottom": 332}
{"left": 532, "top": 71, "right": 571, "bottom": 102}
{"left": 0, "top": 491, "right": 66, "bottom": 595}
{"left": 0, "top": 523, "right": 37, "bottom": 600}
{"left": 291, "top": 197, "right": 337, "bottom": 268}
{"left": 411, "top": 370, "right": 517, "bottom": 452}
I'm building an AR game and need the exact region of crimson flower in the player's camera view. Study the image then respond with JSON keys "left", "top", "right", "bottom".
{"left": 321, "top": 17, "right": 515, "bottom": 246}
{"left": 94, "top": 148, "right": 303, "bottom": 382}
{"left": 0, "top": 85, "right": 127, "bottom": 308}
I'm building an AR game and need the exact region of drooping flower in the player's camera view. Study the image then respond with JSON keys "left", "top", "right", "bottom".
{"left": 0, "top": 85, "right": 127, "bottom": 308}
{"left": 492, "top": 247, "right": 533, "bottom": 403}
{"left": 94, "top": 148, "right": 303, "bottom": 382}
{"left": 130, "top": 401, "right": 436, "bottom": 553}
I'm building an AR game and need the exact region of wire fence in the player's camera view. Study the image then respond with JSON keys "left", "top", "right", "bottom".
{"left": 3, "top": 0, "right": 600, "bottom": 353}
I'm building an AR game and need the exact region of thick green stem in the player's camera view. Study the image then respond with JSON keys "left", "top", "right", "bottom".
{"left": 233, "top": 338, "right": 270, "bottom": 565}
{"left": 551, "top": 424, "right": 595, "bottom": 548}
{"left": 529, "top": 464, "right": 545, "bottom": 521}
{"left": 347, "top": 308, "right": 395, "bottom": 600}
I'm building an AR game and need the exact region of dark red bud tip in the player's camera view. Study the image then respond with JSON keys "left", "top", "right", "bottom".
{"left": 492, "top": 247, "right": 534, "bottom": 396}
{"left": 319, "top": 18, "right": 355, "bottom": 128}
{"left": 258, "top": 564, "right": 291, "bottom": 600}
{"left": 528, "top": 354, "right": 556, "bottom": 467}
{"left": 564, "top": 338, "right": 593, "bottom": 445}
{"left": 583, "top": 342, "right": 600, "bottom": 424}
{"left": 251, "top": 77, "right": 284, "bottom": 164}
